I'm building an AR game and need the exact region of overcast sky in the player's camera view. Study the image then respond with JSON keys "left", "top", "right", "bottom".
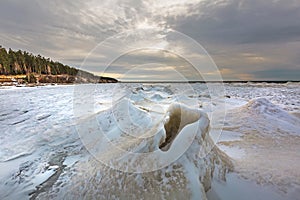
{"left": 0, "top": 0, "right": 299, "bottom": 81}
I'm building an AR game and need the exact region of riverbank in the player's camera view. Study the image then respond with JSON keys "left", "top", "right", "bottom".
{"left": 0, "top": 74, "right": 118, "bottom": 88}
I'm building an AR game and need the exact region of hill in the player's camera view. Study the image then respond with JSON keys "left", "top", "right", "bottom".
{"left": 0, "top": 46, "right": 117, "bottom": 84}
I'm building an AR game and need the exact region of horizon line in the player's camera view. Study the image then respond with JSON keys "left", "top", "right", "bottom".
{"left": 117, "top": 80, "right": 300, "bottom": 83}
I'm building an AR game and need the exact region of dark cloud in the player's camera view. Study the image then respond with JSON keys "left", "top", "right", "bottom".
{"left": 252, "top": 69, "right": 300, "bottom": 80}
{"left": 170, "top": 0, "right": 300, "bottom": 44}
{"left": 165, "top": 0, "right": 300, "bottom": 80}
{"left": 0, "top": 0, "right": 299, "bottom": 80}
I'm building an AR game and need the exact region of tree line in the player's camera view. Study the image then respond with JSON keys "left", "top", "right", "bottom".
{"left": 0, "top": 45, "right": 78, "bottom": 76}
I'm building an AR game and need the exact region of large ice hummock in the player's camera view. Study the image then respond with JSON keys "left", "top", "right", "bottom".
{"left": 70, "top": 98, "right": 231, "bottom": 199}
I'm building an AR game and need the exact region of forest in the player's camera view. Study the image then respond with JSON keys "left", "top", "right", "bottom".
{"left": 0, "top": 46, "right": 79, "bottom": 75}
{"left": 0, "top": 46, "right": 117, "bottom": 83}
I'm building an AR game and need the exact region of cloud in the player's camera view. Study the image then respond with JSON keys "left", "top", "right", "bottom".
{"left": 0, "top": 0, "right": 299, "bottom": 80}
{"left": 252, "top": 69, "right": 300, "bottom": 81}
{"left": 169, "top": 0, "right": 300, "bottom": 45}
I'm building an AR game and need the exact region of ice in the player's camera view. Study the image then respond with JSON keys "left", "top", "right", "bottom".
{"left": 215, "top": 96, "right": 300, "bottom": 193}
{"left": 0, "top": 82, "right": 299, "bottom": 199}
{"left": 32, "top": 84, "right": 232, "bottom": 199}
{"left": 234, "top": 98, "right": 300, "bottom": 136}
{"left": 207, "top": 172, "right": 300, "bottom": 200}
{"left": 224, "top": 82, "right": 300, "bottom": 112}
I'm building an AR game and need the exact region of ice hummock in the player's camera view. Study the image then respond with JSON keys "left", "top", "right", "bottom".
{"left": 61, "top": 98, "right": 231, "bottom": 200}
{"left": 243, "top": 98, "right": 298, "bottom": 121}
{"left": 235, "top": 98, "right": 300, "bottom": 136}
{"left": 216, "top": 97, "right": 300, "bottom": 193}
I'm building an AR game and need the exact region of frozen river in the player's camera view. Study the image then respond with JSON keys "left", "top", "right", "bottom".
{"left": 0, "top": 82, "right": 299, "bottom": 199}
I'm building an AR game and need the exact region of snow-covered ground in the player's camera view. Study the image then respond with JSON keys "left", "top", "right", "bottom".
{"left": 0, "top": 82, "right": 299, "bottom": 199}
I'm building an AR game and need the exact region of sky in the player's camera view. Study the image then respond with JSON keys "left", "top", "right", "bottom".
{"left": 0, "top": 0, "right": 299, "bottom": 81}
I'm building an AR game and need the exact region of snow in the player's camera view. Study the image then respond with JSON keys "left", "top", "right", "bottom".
{"left": 211, "top": 95, "right": 300, "bottom": 195}
{"left": 207, "top": 172, "right": 300, "bottom": 200}
{"left": 74, "top": 93, "right": 229, "bottom": 199}
{"left": 0, "top": 82, "right": 299, "bottom": 199}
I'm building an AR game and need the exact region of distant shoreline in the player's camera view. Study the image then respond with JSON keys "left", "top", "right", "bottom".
{"left": 1, "top": 74, "right": 299, "bottom": 88}
{"left": 119, "top": 80, "right": 300, "bottom": 83}
{"left": 0, "top": 81, "right": 119, "bottom": 88}
{"left": 0, "top": 73, "right": 118, "bottom": 87}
